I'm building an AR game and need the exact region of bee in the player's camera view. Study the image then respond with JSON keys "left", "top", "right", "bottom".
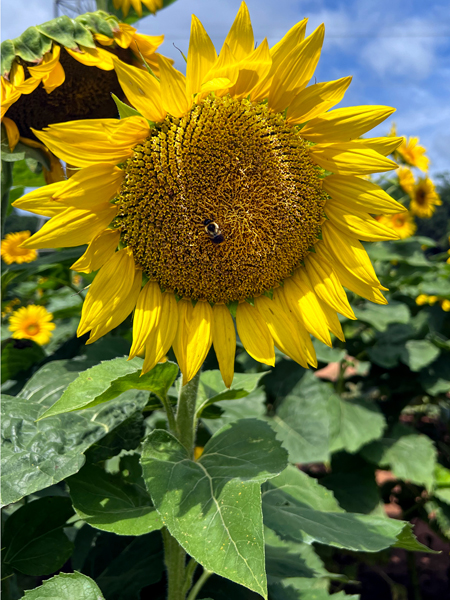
{"left": 203, "top": 219, "right": 224, "bottom": 244}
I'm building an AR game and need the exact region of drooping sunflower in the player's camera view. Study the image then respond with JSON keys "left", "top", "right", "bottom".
{"left": 8, "top": 305, "right": 55, "bottom": 345}
{"left": 1, "top": 231, "right": 38, "bottom": 264}
{"left": 409, "top": 177, "right": 441, "bottom": 218}
{"left": 1, "top": 12, "right": 165, "bottom": 162}
{"left": 15, "top": 2, "right": 405, "bottom": 387}
{"left": 377, "top": 212, "right": 416, "bottom": 239}
{"left": 113, "top": 0, "right": 163, "bottom": 18}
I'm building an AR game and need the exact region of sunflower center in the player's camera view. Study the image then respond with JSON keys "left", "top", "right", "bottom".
{"left": 24, "top": 322, "right": 40, "bottom": 336}
{"left": 116, "top": 96, "right": 326, "bottom": 303}
{"left": 416, "top": 188, "right": 426, "bottom": 205}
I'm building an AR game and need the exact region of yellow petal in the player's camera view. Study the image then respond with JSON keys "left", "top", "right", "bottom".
{"left": 285, "top": 271, "right": 332, "bottom": 346}
{"left": 235, "top": 301, "right": 275, "bottom": 366}
{"left": 3, "top": 117, "right": 20, "bottom": 151}
{"left": 78, "top": 248, "right": 136, "bottom": 335}
{"left": 272, "top": 287, "right": 317, "bottom": 367}
{"left": 56, "top": 163, "right": 124, "bottom": 209}
{"left": 352, "top": 136, "right": 404, "bottom": 156}
{"left": 221, "top": 2, "right": 254, "bottom": 61}
{"left": 229, "top": 38, "right": 272, "bottom": 99}
{"left": 129, "top": 33, "right": 165, "bottom": 63}
{"left": 323, "top": 174, "right": 406, "bottom": 215}
{"left": 158, "top": 55, "right": 190, "bottom": 118}
{"left": 287, "top": 76, "right": 352, "bottom": 124}
{"left": 12, "top": 182, "right": 67, "bottom": 216}
{"left": 186, "top": 15, "right": 217, "bottom": 98}
{"left": 113, "top": 23, "right": 137, "bottom": 49}
{"left": 42, "top": 61, "right": 65, "bottom": 93}
{"left": 304, "top": 251, "right": 355, "bottom": 319}
{"left": 142, "top": 292, "right": 178, "bottom": 374}
{"left": 28, "top": 45, "right": 61, "bottom": 77}
{"left": 130, "top": 0, "right": 142, "bottom": 16}
{"left": 254, "top": 295, "right": 309, "bottom": 369}
{"left": 71, "top": 228, "right": 120, "bottom": 273}
{"left": 315, "top": 243, "right": 387, "bottom": 305}
{"left": 87, "top": 268, "right": 142, "bottom": 344}
{"left": 201, "top": 43, "right": 239, "bottom": 95}
{"left": 67, "top": 45, "right": 114, "bottom": 70}
{"left": 173, "top": 299, "right": 213, "bottom": 383}
{"left": 321, "top": 220, "right": 381, "bottom": 287}
{"left": 129, "top": 280, "right": 163, "bottom": 359}
{"left": 301, "top": 105, "right": 395, "bottom": 143}
{"left": 33, "top": 116, "right": 150, "bottom": 168}
{"left": 316, "top": 297, "right": 346, "bottom": 342}
{"left": 310, "top": 142, "right": 398, "bottom": 175}
{"left": 212, "top": 304, "right": 236, "bottom": 388}
{"left": 21, "top": 204, "right": 117, "bottom": 249}
{"left": 112, "top": 57, "right": 166, "bottom": 122}
{"left": 325, "top": 201, "right": 400, "bottom": 241}
{"left": 269, "top": 23, "right": 325, "bottom": 113}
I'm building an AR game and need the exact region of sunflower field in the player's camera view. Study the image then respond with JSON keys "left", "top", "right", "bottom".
{"left": 1, "top": 2, "right": 450, "bottom": 600}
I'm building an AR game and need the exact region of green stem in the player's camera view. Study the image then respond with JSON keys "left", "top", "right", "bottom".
{"left": 186, "top": 569, "right": 212, "bottom": 600}
{"left": 407, "top": 552, "right": 422, "bottom": 600}
{"left": 181, "top": 559, "right": 198, "bottom": 597}
{"left": 160, "top": 394, "right": 177, "bottom": 434}
{"left": 162, "top": 527, "right": 187, "bottom": 600}
{"left": 1, "top": 160, "right": 13, "bottom": 237}
{"left": 176, "top": 371, "right": 201, "bottom": 457}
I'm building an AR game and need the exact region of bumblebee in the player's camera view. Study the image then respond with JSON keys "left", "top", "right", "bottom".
{"left": 203, "top": 219, "right": 224, "bottom": 244}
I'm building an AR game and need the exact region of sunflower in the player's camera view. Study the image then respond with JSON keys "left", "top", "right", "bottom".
{"left": 1, "top": 12, "right": 165, "bottom": 155}
{"left": 409, "top": 177, "right": 441, "bottom": 218}
{"left": 113, "top": 0, "right": 163, "bottom": 18}
{"left": 8, "top": 305, "right": 55, "bottom": 345}
{"left": 377, "top": 212, "right": 416, "bottom": 239}
{"left": 397, "top": 166, "right": 415, "bottom": 195}
{"left": 1, "top": 231, "right": 38, "bottom": 264}
{"left": 397, "top": 135, "right": 429, "bottom": 172}
{"left": 15, "top": 2, "right": 405, "bottom": 387}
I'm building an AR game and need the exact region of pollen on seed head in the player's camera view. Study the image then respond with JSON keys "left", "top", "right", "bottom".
{"left": 115, "top": 96, "right": 326, "bottom": 304}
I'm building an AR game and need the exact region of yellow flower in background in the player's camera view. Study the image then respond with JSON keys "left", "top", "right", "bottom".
{"left": 15, "top": 2, "right": 405, "bottom": 387}
{"left": 377, "top": 212, "right": 416, "bottom": 240}
{"left": 415, "top": 294, "right": 429, "bottom": 306}
{"left": 113, "top": 0, "right": 163, "bottom": 17}
{"left": 1, "top": 231, "right": 38, "bottom": 264}
{"left": 1, "top": 298, "right": 20, "bottom": 318}
{"left": 397, "top": 166, "right": 415, "bottom": 195}
{"left": 409, "top": 177, "right": 442, "bottom": 218}
{"left": 441, "top": 299, "right": 450, "bottom": 312}
{"left": 397, "top": 135, "right": 429, "bottom": 172}
{"left": 9, "top": 305, "right": 55, "bottom": 345}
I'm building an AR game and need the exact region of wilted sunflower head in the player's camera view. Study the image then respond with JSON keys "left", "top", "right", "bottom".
{"left": 1, "top": 11, "right": 165, "bottom": 145}
{"left": 8, "top": 304, "right": 55, "bottom": 345}
{"left": 15, "top": 1, "right": 406, "bottom": 387}
{"left": 409, "top": 177, "right": 442, "bottom": 219}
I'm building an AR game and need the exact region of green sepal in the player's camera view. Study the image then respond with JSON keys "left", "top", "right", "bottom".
{"left": 76, "top": 12, "right": 115, "bottom": 38}
{"left": 112, "top": 93, "right": 142, "bottom": 119}
{"left": 1, "top": 39, "right": 15, "bottom": 77}
{"left": 72, "top": 20, "right": 98, "bottom": 48}
{"left": 12, "top": 26, "right": 52, "bottom": 63}
{"left": 35, "top": 16, "right": 80, "bottom": 50}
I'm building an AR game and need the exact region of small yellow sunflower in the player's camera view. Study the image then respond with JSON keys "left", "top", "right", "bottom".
{"left": 1, "top": 231, "right": 38, "bottom": 264}
{"left": 1, "top": 12, "right": 165, "bottom": 165}
{"left": 415, "top": 294, "right": 429, "bottom": 306}
{"left": 441, "top": 299, "right": 450, "bottom": 312}
{"left": 397, "top": 135, "right": 429, "bottom": 172}
{"left": 113, "top": 0, "right": 163, "bottom": 18}
{"left": 9, "top": 305, "right": 55, "bottom": 345}
{"left": 15, "top": 2, "right": 405, "bottom": 387}
{"left": 397, "top": 166, "right": 415, "bottom": 195}
{"left": 377, "top": 212, "right": 416, "bottom": 239}
{"left": 409, "top": 177, "right": 442, "bottom": 218}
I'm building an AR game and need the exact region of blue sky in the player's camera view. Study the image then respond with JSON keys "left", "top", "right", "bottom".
{"left": 2, "top": 0, "right": 450, "bottom": 174}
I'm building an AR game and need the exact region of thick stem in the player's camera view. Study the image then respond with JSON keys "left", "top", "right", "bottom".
{"left": 162, "top": 527, "right": 187, "bottom": 600}
{"left": 181, "top": 559, "right": 198, "bottom": 597}
{"left": 186, "top": 569, "right": 212, "bottom": 600}
{"left": 176, "top": 371, "right": 201, "bottom": 457}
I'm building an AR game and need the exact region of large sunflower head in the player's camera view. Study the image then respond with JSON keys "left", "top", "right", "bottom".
{"left": 1, "top": 231, "right": 38, "bottom": 264}
{"left": 409, "top": 177, "right": 442, "bottom": 218}
{"left": 1, "top": 11, "right": 165, "bottom": 146}
{"left": 8, "top": 304, "right": 55, "bottom": 345}
{"left": 377, "top": 212, "right": 416, "bottom": 240}
{"left": 15, "top": 2, "right": 406, "bottom": 387}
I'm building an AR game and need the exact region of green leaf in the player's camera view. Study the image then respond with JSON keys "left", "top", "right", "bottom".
{"left": 39, "top": 358, "right": 178, "bottom": 418}
{"left": 68, "top": 462, "right": 162, "bottom": 535}
{"left": 112, "top": 93, "right": 142, "bottom": 119}
{"left": 1, "top": 39, "right": 15, "bottom": 76}
{"left": 1, "top": 360, "right": 148, "bottom": 506}
{"left": 1, "top": 337, "right": 46, "bottom": 383}
{"left": 196, "top": 369, "right": 268, "bottom": 416}
{"left": 263, "top": 469, "right": 432, "bottom": 553}
{"left": 419, "top": 354, "right": 450, "bottom": 395}
{"left": 202, "top": 388, "right": 267, "bottom": 434}
{"left": 353, "top": 301, "right": 410, "bottom": 332}
{"left": 400, "top": 340, "right": 440, "bottom": 372}
{"left": 328, "top": 395, "right": 386, "bottom": 454}
{"left": 267, "top": 372, "right": 331, "bottom": 464}
{"left": 361, "top": 424, "right": 437, "bottom": 490}
{"left": 86, "top": 411, "right": 144, "bottom": 463}
{"left": 22, "top": 572, "right": 105, "bottom": 600}
{"left": 367, "top": 239, "right": 431, "bottom": 267}
{"left": 13, "top": 26, "right": 52, "bottom": 63}
{"left": 312, "top": 339, "right": 346, "bottom": 364}
{"left": 141, "top": 418, "right": 288, "bottom": 598}
{"left": 321, "top": 463, "right": 380, "bottom": 514}
{"left": 2, "top": 497, "right": 74, "bottom": 576}
{"left": 2, "top": 135, "right": 51, "bottom": 168}
{"left": 36, "top": 16, "right": 80, "bottom": 50}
